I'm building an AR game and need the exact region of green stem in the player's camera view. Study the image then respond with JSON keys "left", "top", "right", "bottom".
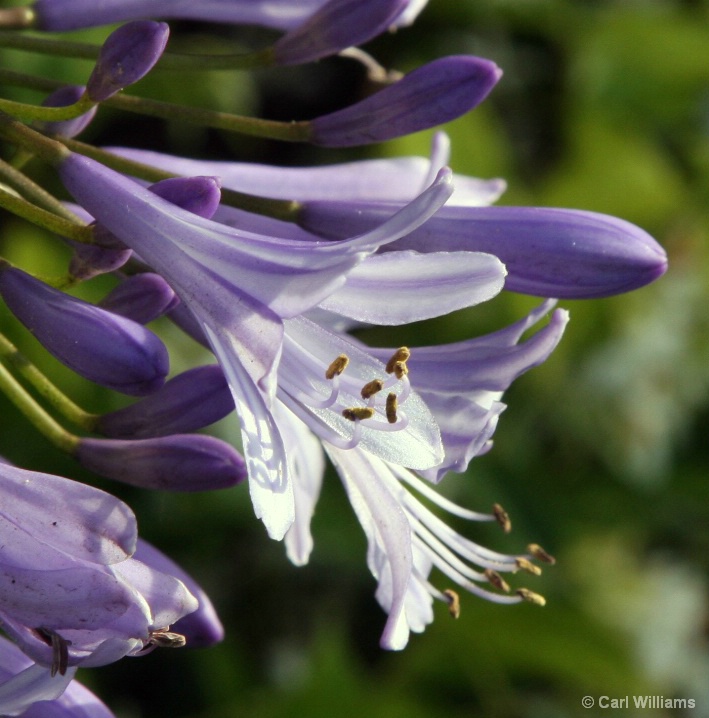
{"left": 0, "top": 185, "right": 92, "bottom": 243}
{"left": 0, "top": 331, "right": 97, "bottom": 431}
{"left": 0, "top": 157, "right": 83, "bottom": 222}
{"left": 0, "top": 356, "right": 79, "bottom": 452}
{"left": 0, "top": 93, "right": 95, "bottom": 123}
{"left": 0, "top": 109, "right": 69, "bottom": 164}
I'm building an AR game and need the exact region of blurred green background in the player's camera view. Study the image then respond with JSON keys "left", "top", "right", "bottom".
{"left": 2, "top": 0, "right": 709, "bottom": 716}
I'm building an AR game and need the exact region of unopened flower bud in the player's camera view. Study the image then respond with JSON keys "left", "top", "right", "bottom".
{"left": 99, "top": 273, "right": 178, "bottom": 325}
{"left": 96, "top": 364, "right": 234, "bottom": 439}
{"left": 309, "top": 55, "right": 501, "bottom": 147}
{"left": 0, "top": 267, "right": 169, "bottom": 396}
{"left": 76, "top": 435, "right": 246, "bottom": 491}
{"left": 86, "top": 21, "right": 169, "bottom": 102}
{"left": 148, "top": 176, "right": 222, "bottom": 220}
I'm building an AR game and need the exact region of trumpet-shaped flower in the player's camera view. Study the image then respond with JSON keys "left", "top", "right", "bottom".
{"left": 58, "top": 151, "right": 507, "bottom": 538}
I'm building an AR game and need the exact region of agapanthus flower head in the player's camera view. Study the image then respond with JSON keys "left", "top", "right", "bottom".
{"left": 86, "top": 20, "right": 169, "bottom": 102}
{"left": 0, "top": 266, "right": 169, "bottom": 396}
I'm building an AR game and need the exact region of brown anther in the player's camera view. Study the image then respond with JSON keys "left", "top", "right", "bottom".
{"left": 385, "top": 392, "right": 398, "bottom": 424}
{"left": 36, "top": 627, "right": 71, "bottom": 677}
{"left": 527, "top": 543, "right": 556, "bottom": 565}
{"left": 515, "top": 557, "right": 542, "bottom": 576}
{"left": 391, "top": 361, "right": 408, "bottom": 379}
{"left": 360, "top": 379, "right": 384, "bottom": 399}
{"left": 385, "top": 347, "right": 410, "bottom": 374}
{"left": 516, "top": 588, "right": 546, "bottom": 607}
{"left": 325, "top": 354, "right": 349, "bottom": 380}
{"left": 443, "top": 589, "right": 461, "bottom": 619}
{"left": 484, "top": 568, "right": 511, "bottom": 593}
{"left": 148, "top": 628, "right": 187, "bottom": 649}
{"left": 492, "top": 503, "right": 511, "bottom": 533}
{"left": 342, "top": 407, "right": 375, "bottom": 421}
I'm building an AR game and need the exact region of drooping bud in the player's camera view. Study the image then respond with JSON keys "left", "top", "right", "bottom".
{"left": 36, "top": 85, "right": 97, "bottom": 138}
{"left": 96, "top": 365, "right": 234, "bottom": 439}
{"left": 148, "top": 176, "right": 222, "bottom": 220}
{"left": 98, "top": 273, "right": 178, "bottom": 325}
{"left": 309, "top": 56, "right": 501, "bottom": 147}
{"left": 86, "top": 21, "right": 169, "bottom": 102}
{"left": 0, "top": 267, "right": 169, "bottom": 396}
{"left": 272, "top": 0, "right": 408, "bottom": 66}
{"left": 75, "top": 435, "right": 246, "bottom": 491}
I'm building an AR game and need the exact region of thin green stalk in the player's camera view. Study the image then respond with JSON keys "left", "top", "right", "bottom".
{"left": 0, "top": 330, "right": 97, "bottom": 431}
{"left": 0, "top": 357, "right": 79, "bottom": 452}
{"left": 0, "top": 109, "right": 69, "bottom": 164}
{"left": 0, "top": 93, "right": 94, "bottom": 123}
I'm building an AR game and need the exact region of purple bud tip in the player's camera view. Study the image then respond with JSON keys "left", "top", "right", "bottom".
{"left": 86, "top": 21, "right": 169, "bottom": 102}
{"left": 76, "top": 435, "right": 246, "bottom": 491}
{"left": 272, "top": 0, "right": 409, "bottom": 66}
{"left": 309, "top": 55, "right": 502, "bottom": 147}
{"left": 0, "top": 267, "right": 169, "bottom": 395}
{"left": 149, "top": 176, "right": 222, "bottom": 220}
{"left": 99, "top": 273, "right": 178, "bottom": 325}
{"left": 38, "top": 84, "right": 97, "bottom": 137}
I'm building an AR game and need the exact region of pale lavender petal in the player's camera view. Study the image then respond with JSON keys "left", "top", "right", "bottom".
{"left": 318, "top": 250, "right": 506, "bottom": 324}
{"left": 0, "top": 662, "right": 76, "bottom": 717}
{"left": 0, "top": 463, "right": 137, "bottom": 567}
{"left": 326, "top": 446, "right": 413, "bottom": 650}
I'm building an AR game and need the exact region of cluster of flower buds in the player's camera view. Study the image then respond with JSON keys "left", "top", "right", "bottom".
{"left": 0, "top": 0, "right": 667, "bottom": 714}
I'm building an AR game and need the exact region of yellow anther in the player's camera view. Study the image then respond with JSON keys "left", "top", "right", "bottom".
{"left": 492, "top": 503, "right": 511, "bottom": 533}
{"left": 385, "top": 347, "right": 410, "bottom": 374}
{"left": 516, "top": 588, "right": 546, "bottom": 607}
{"left": 515, "top": 557, "right": 542, "bottom": 576}
{"left": 360, "top": 379, "right": 384, "bottom": 399}
{"left": 342, "top": 407, "right": 375, "bottom": 421}
{"left": 325, "top": 354, "right": 349, "bottom": 380}
{"left": 391, "top": 360, "right": 408, "bottom": 379}
{"left": 527, "top": 543, "right": 556, "bottom": 565}
{"left": 484, "top": 568, "right": 511, "bottom": 593}
{"left": 385, "top": 392, "right": 398, "bottom": 424}
{"left": 443, "top": 589, "right": 461, "bottom": 619}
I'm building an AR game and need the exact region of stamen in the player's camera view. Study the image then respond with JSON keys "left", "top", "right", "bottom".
{"left": 386, "top": 392, "right": 398, "bottom": 424}
{"left": 390, "top": 360, "right": 408, "bottom": 379}
{"left": 443, "top": 589, "right": 461, "bottom": 618}
{"left": 516, "top": 588, "right": 546, "bottom": 606}
{"left": 385, "top": 347, "right": 410, "bottom": 374}
{"left": 361, "top": 379, "right": 384, "bottom": 399}
{"left": 148, "top": 627, "right": 187, "bottom": 648}
{"left": 528, "top": 543, "right": 556, "bottom": 565}
{"left": 493, "top": 503, "right": 512, "bottom": 533}
{"left": 325, "top": 354, "right": 349, "bottom": 379}
{"left": 36, "top": 627, "right": 71, "bottom": 677}
{"left": 484, "top": 568, "right": 511, "bottom": 593}
{"left": 342, "top": 407, "right": 375, "bottom": 421}
{"left": 515, "top": 557, "right": 542, "bottom": 576}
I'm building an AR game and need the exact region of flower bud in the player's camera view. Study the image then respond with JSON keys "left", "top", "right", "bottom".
{"left": 86, "top": 21, "right": 169, "bottom": 102}
{"left": 272, "top": 0, "right": 408, "bottom": 66}
{"left": 148, "top": 176, "right": 222, "bottom": 220}
{"left": 96, "top": 364, "right": 234, "bottom": 439}
{"left": 75, "top": 435, "right": 246, "bottom": 491}
{"left": 98, "top": 273, "right": 178, "bottom": 325}
{"left": 0, "top": 267, "right": 169, "bottom": 395}
{"left": 309, "top": 56, "right": 501, "bottom": 147}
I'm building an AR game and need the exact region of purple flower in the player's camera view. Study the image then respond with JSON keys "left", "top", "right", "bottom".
{"left": 0, "top": 636, "right": 113, "bottom": 718}
{"left": 0, "top": 266, "right": 170, "bottom": 396}
{"left": 98, "top": 273, "right": 179, "bottom": 325}
{"left": 86, "top": 21, "right": 169, "bottom": 101}
{"left": 309, "top": 56, "right": 502, "bottom": 147}
{"left": 57, "top": 151, "right": 458, "bottom": 538}
{"left": 31, "top": 0, "right": 425, "bottom": 33}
